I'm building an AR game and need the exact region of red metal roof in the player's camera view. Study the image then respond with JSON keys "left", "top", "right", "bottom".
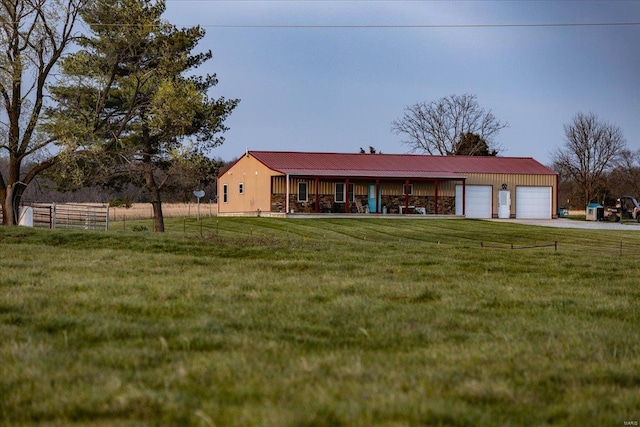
{"left": 248, "top": 151, "right": 556, "bottom": 179}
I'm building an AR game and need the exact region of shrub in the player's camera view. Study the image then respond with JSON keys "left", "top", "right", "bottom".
{"left": 109, "top": 196, "right": 133, "bottom": 208}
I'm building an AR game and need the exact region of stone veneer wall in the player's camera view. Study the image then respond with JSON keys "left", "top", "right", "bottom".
{"left": 381, "top": 196, "right": 456, "bottom": 214}
{"left": 272, "top": 193, "right": 456, "bottom": 214}
{"left": 272, "top": 194, "right": 338, "bottom": 213}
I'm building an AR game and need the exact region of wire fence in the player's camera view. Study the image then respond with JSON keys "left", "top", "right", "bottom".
{"left": 169, "top": 217, "right": 640, "bottom": 260}
{"left": 480, "top": 241, "right": 558, "bottom": 251}
{"left": 4, "top": 206, "right": 640, "bottom": 260}
{"left": 478, "top": 237, "right": 640, "bottom": 258}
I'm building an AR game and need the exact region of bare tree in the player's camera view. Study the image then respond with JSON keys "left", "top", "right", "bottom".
{"left": 0, "top": 0, "right": 87, "bottom": 225}
{"left": 551, "top": 112, "right": 627, "bottom": 206}
{"left": 391, "top": 94, "right": 507, "bottom": 156}
{"left": 607, "top": 149, "right": 640, "bottom": 198}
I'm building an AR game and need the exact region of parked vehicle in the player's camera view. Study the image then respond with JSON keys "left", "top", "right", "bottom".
{"left": 604, "top": 196, "right": 640, "bottom": 222}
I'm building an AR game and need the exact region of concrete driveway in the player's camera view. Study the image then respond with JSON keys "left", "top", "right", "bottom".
{"left": 487, "top": 218, "right": 640, "bottom": 230}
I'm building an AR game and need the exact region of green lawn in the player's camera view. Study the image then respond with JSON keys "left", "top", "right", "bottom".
{"left": 1, "top": 218, "right": 639, "bottom": 426}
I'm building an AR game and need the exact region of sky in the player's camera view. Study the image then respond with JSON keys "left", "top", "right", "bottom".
{"left": 164, "top": 0, "right": 640, "bottom": 165}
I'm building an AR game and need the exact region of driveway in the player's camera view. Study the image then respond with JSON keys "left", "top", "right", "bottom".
{"left": 487, "top": 218, "right": 640, "bottom": 230}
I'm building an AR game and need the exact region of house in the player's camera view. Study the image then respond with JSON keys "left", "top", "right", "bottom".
{"left": 217, "top": 151, "right": 558, "bottom": 219}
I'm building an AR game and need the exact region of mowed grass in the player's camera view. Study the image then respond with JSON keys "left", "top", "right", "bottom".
{"left": 1, "top": 218, "right": 639, "bottom": 426}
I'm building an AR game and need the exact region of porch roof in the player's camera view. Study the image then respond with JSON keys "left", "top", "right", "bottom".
{"left": 248, "top": 150, "right": 555, "bottom": 179}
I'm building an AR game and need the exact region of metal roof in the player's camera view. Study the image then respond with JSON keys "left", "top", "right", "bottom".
{"left": 248, "top": 151, "right": 556, "bottom": 179}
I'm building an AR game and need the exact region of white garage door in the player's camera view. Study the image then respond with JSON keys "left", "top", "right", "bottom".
{"left": 456, "top": 185, "right": 492, "bottom": 218}
{"left": 516, "top": 186, "right": 552, "bottom": 219}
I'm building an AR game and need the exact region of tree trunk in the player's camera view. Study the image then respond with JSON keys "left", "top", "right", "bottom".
{"left": 143, "top": 161, "right": 164, "bottom": 233}
{"left": 2, "top": 183, "right": 25, "bottom": 226}
{"left": 149, "top": 184, "right": 165, "bottom": 233}
{"left": 143, "top": 154, "right": 165, "bottom": 233}
{"left": 2, "top": 186, "right": 15, "bottom": 226}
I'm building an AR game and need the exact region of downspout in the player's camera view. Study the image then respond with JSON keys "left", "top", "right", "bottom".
{"left": 285, "top": 174, "right": 290, "bottom": 214}
{"left": 462, "top": 179, "right": 466, "bottom": 216}
{"left": 555, "top": 173, "right": 559, "bottom": 219}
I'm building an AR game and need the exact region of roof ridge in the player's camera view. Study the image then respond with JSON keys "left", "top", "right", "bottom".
{"left": 249, "top": 150, "right": 536, "bottom": 160}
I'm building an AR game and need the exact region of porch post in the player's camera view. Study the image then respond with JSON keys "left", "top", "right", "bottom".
{"left": 315, "top": 177, "right": 320, "bottom": 213}
{"left": 434, "top": 179, "right": 439, "bottom": 215}
{"left": 285, "top": 174, "right": 290, "bottom": 213}
{"left": 376, "top": 179, "right": 380, "bottom": 213}
{"left": 345, "top": 178, "right": 350, "bottom": 214}
{"left": 404, "top": 179, "right": 410, "bottom": 214}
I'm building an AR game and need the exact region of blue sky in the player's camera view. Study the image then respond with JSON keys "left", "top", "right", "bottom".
{"left": 165, "top": 0, "right": 639, "bottom": 165}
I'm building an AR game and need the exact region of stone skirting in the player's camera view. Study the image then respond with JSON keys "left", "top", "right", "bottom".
{"left": 271, "top": 193, "right": 456, "bottom": 215}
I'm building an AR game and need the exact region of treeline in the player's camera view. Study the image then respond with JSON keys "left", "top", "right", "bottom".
{"left": 1, "top": 157, "right": 228, "bottom": 205}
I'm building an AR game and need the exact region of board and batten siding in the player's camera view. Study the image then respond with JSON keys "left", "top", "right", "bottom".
{"left": 271, "top": 177, "right": 351, "bottom": 195}
{"left": 271, "top": 177, "right": 457, "bottom": 197}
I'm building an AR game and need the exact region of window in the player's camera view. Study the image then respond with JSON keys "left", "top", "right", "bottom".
{"left": 223, "top": 184, "right": 228, "bottom": 203}
{"left": 335, "top": 183, "right": 345, "bottom": 203}
{"left": 335, "top": 182, "right": 355, "bottom": 203}
{"left": 403, "top": 184, "right": 414, "bottom": 195}
{"left": 238, "top": 183, "right": 244, "bottom": 194}
{"left": 298, "top": 182, "right": 308, "bottom": 202}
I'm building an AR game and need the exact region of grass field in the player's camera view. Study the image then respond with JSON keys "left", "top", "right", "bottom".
{"left": 1, "top": 217, "right": 639, "bottom": 426}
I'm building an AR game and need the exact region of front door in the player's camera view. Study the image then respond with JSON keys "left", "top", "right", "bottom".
{"left": 368, "top": 184, "right": 379, "bottom": 213}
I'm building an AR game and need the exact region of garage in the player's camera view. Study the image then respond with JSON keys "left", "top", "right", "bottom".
{"left": 456, "top": 185, "right": 492, "bottom": 218}
{"left": 516, "top": 186, "right": 552, "bottom": 219}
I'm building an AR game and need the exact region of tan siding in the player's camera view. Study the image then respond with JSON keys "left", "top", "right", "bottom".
{"left": 217, "top": 154, "right": 280, "bottom": 214}
{"left": 465, "top": 173, "right": 557, "bottom": 217}
{"left": 274, "top": 178, "right": 460, "bottom": 198}
{"left": 275, "top": 178, "right": 388, "bottom": 197}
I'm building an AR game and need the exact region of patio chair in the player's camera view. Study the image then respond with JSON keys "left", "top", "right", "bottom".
{"left": 354, "top": 199, "right": 369, "bottom": 214}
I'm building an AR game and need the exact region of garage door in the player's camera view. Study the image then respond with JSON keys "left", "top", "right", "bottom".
{"left": 516, "top": 186, "right": 552, "bottom": 219}
{"left": 456, "top": 185, "right": 492, "bottom": 218}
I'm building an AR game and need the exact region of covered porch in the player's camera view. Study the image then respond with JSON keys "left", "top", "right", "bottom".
{"left": 273, "top": 174, "right": 468, "bottom": 216}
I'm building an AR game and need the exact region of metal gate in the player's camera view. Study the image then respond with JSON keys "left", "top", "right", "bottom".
{"left": 18, "top": 202, "right": 110, "bottom": 230}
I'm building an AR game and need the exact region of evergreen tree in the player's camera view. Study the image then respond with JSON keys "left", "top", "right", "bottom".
{"left": 46, "top": 0, "right": 238, "bottom": 231}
